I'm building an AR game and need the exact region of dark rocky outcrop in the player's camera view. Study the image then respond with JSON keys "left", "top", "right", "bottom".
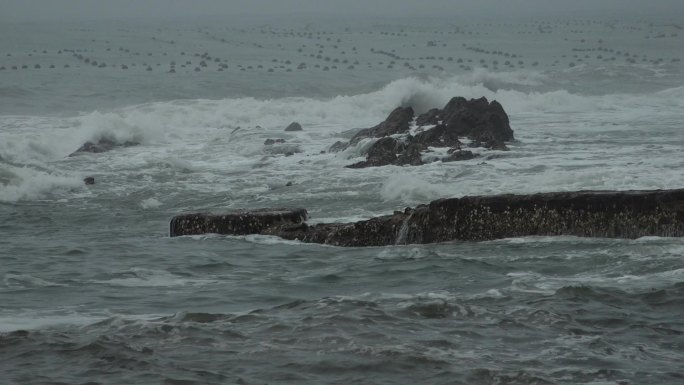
{"left": 83, "top": 176, "right": 95, "bottom": 185}
{"left": 416, "top": 108, "right": 441, "bottom": 127}
{"left": 412, "top": 124, "right": 461, "bottom": 148}
{"left": 69, "top": 138, "right": 139, "bottom": 156}
{"left": 441, "top": 97, "right": 513, "bottom": 143}
{"left": 349, "top": 106, "right": 414, "bottom": 145}
{"left": 335, "top": 97, "right": 512, "bottom": 168}
{"left": 395, "top": 142, "right": 424, "bottom": 166}
{"left": 284, "top": 122, "right": 303, "bottom": 132}
{"left": 346, "top": 137, "right": 405, "bottom": 168}
{"left": 170, "top": 208, "right": 308, "bottom": 237}
{"left": 170, "top": 189, "right": 684, "bottom": 246}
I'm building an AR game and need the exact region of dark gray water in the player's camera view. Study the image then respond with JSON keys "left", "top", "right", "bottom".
{"left": 1, "top": 16, "right": 683, "bottom": 385}
{"left": 3, "top": 214, "right": 683, "bottom": 384}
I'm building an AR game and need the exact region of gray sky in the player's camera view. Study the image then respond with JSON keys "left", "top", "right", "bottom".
{"left": 2, "top": 0, "right": 683, "bottom": 22}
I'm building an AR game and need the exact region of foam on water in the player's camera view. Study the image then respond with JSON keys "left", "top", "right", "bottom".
{"left": 1, "top": 18, "right": 683, "bottom": 385}
{"left": 1, "top": 75, "right": 682, "bottom": 206}
{"left": 508, "top": 268, "right": 684, "bottom": 295}
{"left": 0, "top": 163, "right": 84, "bottom": 203}
{"left": 3, "top": 72, "right": 683, "bottom": 164}
{"left": 139, "top": 197, "right": 162, "bottom": 209}
{"left": 0, "top": 313, "right": 107, "bottom": 333}
{"left": 380, "top": 172, "right": 450, "bottom": 204}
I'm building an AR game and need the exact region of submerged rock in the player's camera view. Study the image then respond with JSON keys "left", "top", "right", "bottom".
{"left": 83, "top": 176, "right": 95, "bottom": 185}
{"left": 442, "top": 150, "right": 476, "bottom": 162}
{"left": 69, "top": 138, "right": 139, "bottom": 156}
{"left": 171, "top": 189, "right": 684, "bottom": 245}
{"left": 264, "top": 138, "right": 286, "bottom": 145}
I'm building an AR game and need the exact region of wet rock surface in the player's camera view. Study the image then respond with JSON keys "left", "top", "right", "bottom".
{"left": 170, "top": 189, "right": 684, "bottom": 246}
{"left": 441, "top": 96, "right": 513, "bottom": 143}
{"left": 346, "top": 137, "right": 405, "bottom": 168}
{"left": 284, "top": 122, "right": 303, "bottom": 132}
{"left": 69, "top": 138, "right": 139, "bottom": 156}
{"left": 349, "top": 106, "right": 414, "bottom": 145}
{"left": 442, "top": 150, "right": 476, "bottom": 162}
{"left": 170, "top": 208, "right": 308, "bottom": 237}
{"left": 334, "top": 96, "right": 512, "bottom": 168}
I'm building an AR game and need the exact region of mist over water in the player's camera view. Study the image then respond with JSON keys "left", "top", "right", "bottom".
{"left": 1, "top": 6, "right": 683, "bottom": 385}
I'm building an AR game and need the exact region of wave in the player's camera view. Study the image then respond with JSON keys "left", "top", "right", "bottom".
{"left": 91, "top": 268, "right": 219, "bottom": 288}
{"left": 3, "top": 273, "right": 67, "bottom": 289}
{"left": 2, "top": 72, "right": 682, "bottom": 161}
{"left": 1, "top": 72, "right": 682, "bottom": 203}
{"left": 0, "top": 163, "right": 84, "bottom": 203}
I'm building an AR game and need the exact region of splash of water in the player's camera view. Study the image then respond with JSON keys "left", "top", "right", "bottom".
{"left": 395, "top": 212, "right": 414, "bottom": 245}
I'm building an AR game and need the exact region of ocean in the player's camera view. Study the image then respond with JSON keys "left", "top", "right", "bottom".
{"left": 1, "top": 15, "right": 683, "bottom": 384}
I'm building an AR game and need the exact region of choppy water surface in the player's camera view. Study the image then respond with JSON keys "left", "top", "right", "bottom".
{"left": 1, "top": 16, "right": 683, "bottom": 384}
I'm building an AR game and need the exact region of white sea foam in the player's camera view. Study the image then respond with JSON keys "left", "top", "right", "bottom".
{"left": 507, "top": 268, "right": 684, "bottom": 294}
{"left": 139, "top": 197, "right": 162, "bottom": 209}
{"left": 0, "top": 314, "right": 106, "bottom": 332}
{"left": 2, "top": 73, "right": 682, "bottom": 164}
{"left": 1, "top": 74, "right": 683, "bottom": 205}
{"left": 0, "top": 164, "right": 83, "bottom": 203}
{"left": 380, "top": 172, "right": 450, "bottom": 204}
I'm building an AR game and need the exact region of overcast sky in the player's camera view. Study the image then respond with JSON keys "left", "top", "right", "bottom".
{"left": 2, "top": 0, "right": 683, "bottom": 22}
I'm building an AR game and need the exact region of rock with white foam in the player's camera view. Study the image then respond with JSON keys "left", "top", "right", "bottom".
{"left": 69, "top": 137, "right": 139, "bottom": 156}
{"left": 338, "top": 97, "right": 510, "bottom": 168}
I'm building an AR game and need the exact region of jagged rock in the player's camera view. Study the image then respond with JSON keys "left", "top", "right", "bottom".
{"left": 395, "top": 142, "right": 424, "bottom": 166}
{"left": 170, "top": 189, "right": 684, "bottom": 246}
{"left": 349, "top": 106, "right": 414, "bottom": 144}
{"left": 170, "top": 208, "right": 308, "bottom": 237}
{"left": 441, "top": 96, "right": 514, "bottom": 143}
{"left": 346, "top": 137, "right": 405, "bottom": 168}
{"left": 412, "top": 124, "right": 461, "bottom": 148}
{"left": 416, "top": 108, "right": 441, "bottom": 126}
{"left": 284, "top": 122, "right": 303, "bottom": 131}
{"left": 69, "top": 138, "right": 139, "bottom": 156}
{"left": 336, "top": 97, "right": 512, "bottom": 168}
{"left": 442, "top": 150, "right": 476, "bottom": 162}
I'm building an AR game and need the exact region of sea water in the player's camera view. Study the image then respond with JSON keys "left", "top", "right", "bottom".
{"left": 1, "top": 16, "right": 683, "bottom": 384}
